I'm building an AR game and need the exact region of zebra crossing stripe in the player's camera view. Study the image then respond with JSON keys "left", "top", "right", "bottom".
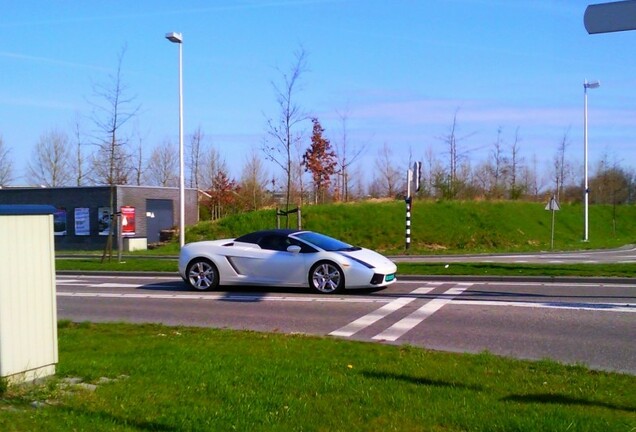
{"left": 372, "top": 283, "right": 472, "bottom": 342}
{"left": 329, "top": 284, "right": 440, "bottom": 338}
{"left": 329, "top": 297, "right": 416, "bottom": 337}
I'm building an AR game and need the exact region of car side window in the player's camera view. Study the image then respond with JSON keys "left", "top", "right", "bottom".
{"left": 257, "top": 235, "right": 317, "bottom": 253}
{"left": 258, "top": 235, "right": 289, "bottom": 251}
{"left": 289, "top": 238, "right": 317, "bottom": 253}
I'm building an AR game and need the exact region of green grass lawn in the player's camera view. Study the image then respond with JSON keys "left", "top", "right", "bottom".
{"left": 1, "top": 322, "right": 634, "bottom": 431}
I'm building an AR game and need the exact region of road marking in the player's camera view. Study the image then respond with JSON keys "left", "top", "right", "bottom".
{"left": 372, "top": 283, "right": 472, "bottom": 342}
{"left": 329, "top": 297, "right": 416, "bottom": 337}
{"left": 56, "top": 290, "right": 635, "bottom": 314}
{"left": 56, "top": 291, "right": 390, "bottom": 304}
{"left": 452, "top": 300, "right": 636, "bottom": 313}
{"left": 329, "top": 284, "right": 442, "bottom": 337}
{"left": 56, "top": 275, "right": 178, "bottom": 281}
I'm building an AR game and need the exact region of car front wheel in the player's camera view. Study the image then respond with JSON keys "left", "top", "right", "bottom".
{"left": 309, "top": 261, "right": 344, "bottom": 294}
{"left": 186, "top": 259, "right": 219, "bottom": 291}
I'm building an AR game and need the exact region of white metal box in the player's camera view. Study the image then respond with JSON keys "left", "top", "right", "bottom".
{"left": 0, "top": 205, "right": 58, "bottom": 384}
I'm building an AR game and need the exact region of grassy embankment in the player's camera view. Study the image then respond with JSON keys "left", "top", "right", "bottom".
{"left": 0, "top": 322, "right": 634, "bottom": 431}
{"left": 57, "top": 200, "right": 636, "bottom": 277}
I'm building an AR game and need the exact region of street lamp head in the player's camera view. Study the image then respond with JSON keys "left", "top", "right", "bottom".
{"left": 165, "top": 32, "right": 183, "bottom": 43}
{"left": 584, "top": 80, "right": 600, "bottom": 89}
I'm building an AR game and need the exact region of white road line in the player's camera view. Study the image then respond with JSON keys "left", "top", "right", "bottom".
{"left": 329, "top": 284, "right": 442, "bottom": 337}
{"left": 56, "top": 275, "right": 178, "bottom": 281}
{"left": 372, "top": 283, "right": 472, "bottom": 342}
{"left": 56, "top": 291, "right": 390, "bottom": 304}
{"left": 452, "top": 300, "right": 636, "bottom": 313}
{"left": 56, "top": 290, "right": 635, "bottom": 314}
{"left": 56, "top": 282, "right": 177, "bottom": 289}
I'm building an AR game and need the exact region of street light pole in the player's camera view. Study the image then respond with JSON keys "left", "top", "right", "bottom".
{"left": 583, "top": 79, "right": 599, "bottom": 242}
{"left": 166, "top": 32, "right": 185, "bottom": 248}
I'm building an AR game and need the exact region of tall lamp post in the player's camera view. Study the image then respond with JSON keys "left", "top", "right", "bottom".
{"left": 165, "top": 32, "right": 185, "bottom": 248}
{"left": 583, "top": 79, "right": 599, "bottom": 242}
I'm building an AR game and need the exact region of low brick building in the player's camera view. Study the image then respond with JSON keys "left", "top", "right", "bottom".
{"left": 0, "top": 186, "right": 198, "bottom": 250}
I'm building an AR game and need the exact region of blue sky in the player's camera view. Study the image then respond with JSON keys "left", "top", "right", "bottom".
{"left": 2, "top": 0, "right": 636, "bottom": 185}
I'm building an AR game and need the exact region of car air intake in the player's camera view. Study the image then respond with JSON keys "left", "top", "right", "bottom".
{"left": 370, "top": 273, "right": 385, "bottom": 285}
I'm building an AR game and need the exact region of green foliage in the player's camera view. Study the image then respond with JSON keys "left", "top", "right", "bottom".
{"left": 0, "top": 323, "right": 633, "bottom": 431}
{"left": 183, "top": 200, "right": 636, "bottom": 254}
{"left": 55, "top": 258, "right": 178, "bottom": 272}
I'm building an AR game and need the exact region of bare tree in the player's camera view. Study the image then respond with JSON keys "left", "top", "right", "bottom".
{"left": 187, "top": 126, "right": 205, "bottom": 189}
{"left": 508, "top": 127, "right": 524, "bottom": 199}
{"left": 71, "top": 114, "right": 89, "bottom": 186}
{"left": 28, "top": 129, "right": 72, "bottom": 187}
{"left": 488, "top": 127, "right": 507, "bottom": 198}
{"left": 262, "top": 47, "right": 308, "bottom": 212}
{"left": 436, "top": 109, "right": 473, "bottom": 199}
{"left": 200, "top": 145, "right": 225, "bottom": 191}
{"left": 424, "top": 145, "right": 444, "bottom": 198}
{"left": 553, "top": 129, "right": 572, "bottom": 201}
{"left": 334, "top": 109, "right": 364, "bottom": 202}
{"left": 131, "top": 135, "right": 144, "bottom": 186}
{"left": 0, "top": 136, "right": 14, "bottom": 186}
{"left": 89, "top": 46, "right": 140, "bottom": 261}
{"left": 590, "top": 154, "right": 631, "bottom": 233}
{"left": 521, "top": 153, "right": 542, "bottom": 199}
{"left": 145, "top": 139, "right": 178, "bottom": 186}
{"left": 129, "top": 125, "right": 146, "bottom": 186}
{"left": 90, "top": 48, "right": 139, "bottom": 187}
{"left": 372, "top": 142, "right": 401, "bottom": 198}
{"left": 239, "top": 149, "right": 270, "bottom": 211}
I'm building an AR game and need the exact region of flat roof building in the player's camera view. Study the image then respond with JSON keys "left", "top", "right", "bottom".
{"left": 0, "top": 186, "right": 198, "bottom": 250}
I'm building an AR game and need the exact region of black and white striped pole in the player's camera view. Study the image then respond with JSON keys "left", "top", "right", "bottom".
{"left": 405, "top": 162, "right": 421, "bottom": 250}
{"left": 405, "top": 169, "right": 412, "bottom": 250}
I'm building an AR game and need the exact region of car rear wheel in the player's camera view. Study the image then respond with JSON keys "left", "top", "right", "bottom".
{"left": 309, "top": 261, "right": 344, "bottom": 294}
{"left": 186, "top": 259, "right": 219, "bottom": 291}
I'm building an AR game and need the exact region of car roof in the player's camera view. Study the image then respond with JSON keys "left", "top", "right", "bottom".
{"left": 234, "top": 229, "right": 306, "bottom": 244}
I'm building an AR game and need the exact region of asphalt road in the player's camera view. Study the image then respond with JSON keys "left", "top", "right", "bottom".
{"left": 56, "top": 274, "right": 636, "bottom": 375}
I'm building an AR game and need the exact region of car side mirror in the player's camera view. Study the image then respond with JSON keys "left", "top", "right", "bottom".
{"left": 287, "top": 245, "right": 301, "bottom": 254}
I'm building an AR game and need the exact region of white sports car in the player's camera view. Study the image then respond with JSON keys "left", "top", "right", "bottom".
{"left": 178, "top": 229, "right": 397, "bottom": 294}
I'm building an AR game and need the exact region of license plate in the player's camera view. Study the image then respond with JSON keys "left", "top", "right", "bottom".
{"left": 385, "top": 273, "right": 395, "bottom": 282}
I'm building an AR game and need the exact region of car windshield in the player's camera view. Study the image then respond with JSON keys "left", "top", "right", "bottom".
{"left": 294, "top": 232, "right": 360, "bottom": 252}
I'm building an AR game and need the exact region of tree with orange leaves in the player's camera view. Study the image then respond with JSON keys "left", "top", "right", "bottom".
{"left": 302, "top": 118, "right": 337, "bottom": 204}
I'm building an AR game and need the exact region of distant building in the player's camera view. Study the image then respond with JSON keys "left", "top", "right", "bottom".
{"left": 0, "top": 186, "right": 198, "bottom": 250}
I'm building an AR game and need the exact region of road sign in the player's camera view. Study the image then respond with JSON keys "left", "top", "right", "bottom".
{"left": 545, "top": 196, "right": 560, "bottom": 211}
{"left": 584, "top": 0, "right": 636, "bottom": 34}
{"left": 545, "top": 196, "right": 560, "bottom": 249}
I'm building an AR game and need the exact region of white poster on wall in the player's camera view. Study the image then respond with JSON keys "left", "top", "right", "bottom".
{"left": 74, "top": 207, "right": 90, "bottom": 236}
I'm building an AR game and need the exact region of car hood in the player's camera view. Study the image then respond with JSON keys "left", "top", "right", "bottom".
{"left": 340, "top": 248, "right": 396, "bottom": 269}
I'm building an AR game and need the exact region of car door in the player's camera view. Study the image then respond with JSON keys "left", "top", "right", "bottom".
{"left": 231, "top": 234, "right": 307, "bottom": 286}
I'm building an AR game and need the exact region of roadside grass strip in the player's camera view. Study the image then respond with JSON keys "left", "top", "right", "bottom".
{"left": 0, "top": 322, "right": 634, "bottom": 431}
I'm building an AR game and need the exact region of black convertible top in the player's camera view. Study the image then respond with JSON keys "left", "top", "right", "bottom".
{"left": 234, "top": 229, "right": 304, "bottom": 244}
